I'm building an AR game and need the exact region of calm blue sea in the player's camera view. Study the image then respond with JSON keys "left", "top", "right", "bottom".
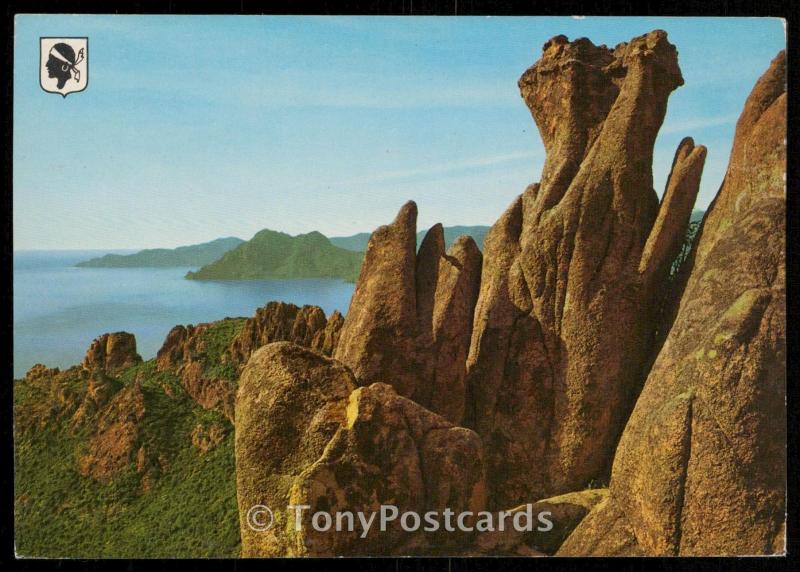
{"left": 13, "top": 250, "right": 355, "bottom": 378}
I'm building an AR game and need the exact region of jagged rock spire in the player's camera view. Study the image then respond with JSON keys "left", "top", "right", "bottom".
{"left": 466, "top": 30, "right": 705, "bottom": 507}
{"left": 334, "top": 202, "right": 482, "bottom": 423}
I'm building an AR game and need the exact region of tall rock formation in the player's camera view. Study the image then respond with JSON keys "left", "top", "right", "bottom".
{"left": 424, "top": 236, "right": 483, "bottom": 423}
{"left": 334, "top": 205, "right": 482, "bottom": 424}
{"left": 559, "top": 50, "right": 786, "bottom": 557}
{"left": 334, "top": 202, "right": 421, "bottom": 397}
{"left": 465, "top": 31, "right": 707, "bottom": 507}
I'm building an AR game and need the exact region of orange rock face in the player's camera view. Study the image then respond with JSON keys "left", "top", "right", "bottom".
{"left": 334, "top": 202, "right": 421, "bottom": 396}
{"left": 78, "top": 382, "right": 147, "bottom": 483}
{"left": 82, "top": 332, "right": 142, "bottom": 375}
{"left": 423, "top": 235, "right": 482, "bottom": 423}
{"left": 466, "top": 30, "right": 707, "bottom": 507}
{"left": 227, "top": 301, "right": 341, "bottom": 366}
{"left": 559, "top": 51, "right": 786, "bottom": 557}
{"left": 334, "top": 204, "right": 482, "bottom": 424}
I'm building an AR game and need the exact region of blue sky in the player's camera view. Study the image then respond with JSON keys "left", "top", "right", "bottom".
{"left": 14, "top": 16, "right": 785, "bottom": 250}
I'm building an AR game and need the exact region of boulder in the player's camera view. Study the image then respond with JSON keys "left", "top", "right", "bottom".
{"left": 236, "top": 342, "right": 357, "bottom": 557}
{"left": 289, "top": 383, "right": 486, "bottom": 555}
{"left": 235, "top": 343, "right": 486, "bottom": 557}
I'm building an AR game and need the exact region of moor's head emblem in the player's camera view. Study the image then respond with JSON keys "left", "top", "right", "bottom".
{"left": 40, "top": 37, "right": 88, "bottom": 97}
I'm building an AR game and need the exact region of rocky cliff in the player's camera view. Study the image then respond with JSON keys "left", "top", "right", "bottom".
{"left": 332, "top": 30, "right": 709, "bottom": 508}
{"left": 558, "top": 49, "right": 786, "bottom": 557}
{"left": 236, "top": 343, "right": 486, "bottom": 556}
{"left": 227, "top": 301, "right": 343, "bottom": 365}
{"left": 15, "top": 328, "right": 242, "bottom": 556}
{"left": 234, "top": 31, "right": 784, "bottom": 557}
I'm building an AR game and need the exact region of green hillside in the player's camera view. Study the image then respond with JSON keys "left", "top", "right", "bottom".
{"left": 76, "top": 237, "right": 244, "bottom": 268}
{"left": 330, "top": 225, "right": 490, "bottom": 252}
{"left": 186, "top": 230, "right": 363, "bottom": 282}
{"left": 14, "top": 320, "right": 245, "bottom": 557}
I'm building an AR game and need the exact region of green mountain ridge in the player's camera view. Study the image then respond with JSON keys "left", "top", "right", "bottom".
{"left": 186, "top": 229, "right": 363, "bottom": 282}
{"left": 330, "top": 224, "right": 491, "bottom": 252}
{"left": 75, "top": 214, "right": 703, "bottom": 280}
{"left": 76, "top": 237, "right": 245, "bottom": 268}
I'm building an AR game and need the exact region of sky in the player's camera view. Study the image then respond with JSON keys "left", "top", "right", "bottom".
{"left": 14, "top": 16, "right": 786, "bottom": 250}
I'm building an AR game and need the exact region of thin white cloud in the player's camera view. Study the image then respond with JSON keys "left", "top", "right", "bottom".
{"left": 338, "top": 150, "right": 539, "bottom": 187}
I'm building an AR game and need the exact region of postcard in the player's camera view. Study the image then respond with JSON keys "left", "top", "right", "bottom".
{"left": 12, "top": 14, "right": 787, "bottom": 558}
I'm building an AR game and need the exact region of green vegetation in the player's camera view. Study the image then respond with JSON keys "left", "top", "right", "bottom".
{"left": 13, "top": 314, "right": 251, "bottom": 557}
{"left": 670, "top": 219, "right": 702, "bottom": 278}
{"left": 186, "top": 229, "right": 364, "bottom": 282}
{"left": 330, "top": 224, "right": 490, "bottom": 253}
{"left": 76, "top": 237, "right": 244, "bottom": 268}
{"left": 201, "top": 318, "right": 247, "bottom": 366}
{"left": 197, "top": 318, "right": 246, "bottom": 383}
{"left": 14, "top": 365, "right": 240, "bottom": 557}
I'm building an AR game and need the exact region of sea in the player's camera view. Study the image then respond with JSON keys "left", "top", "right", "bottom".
{"left": 13, "top": 250, "right": 355, "bottom": 378}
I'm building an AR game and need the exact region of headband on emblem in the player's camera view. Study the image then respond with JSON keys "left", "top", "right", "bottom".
{"left": 49, "top": 46, "right": 84, "bottom": 82}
